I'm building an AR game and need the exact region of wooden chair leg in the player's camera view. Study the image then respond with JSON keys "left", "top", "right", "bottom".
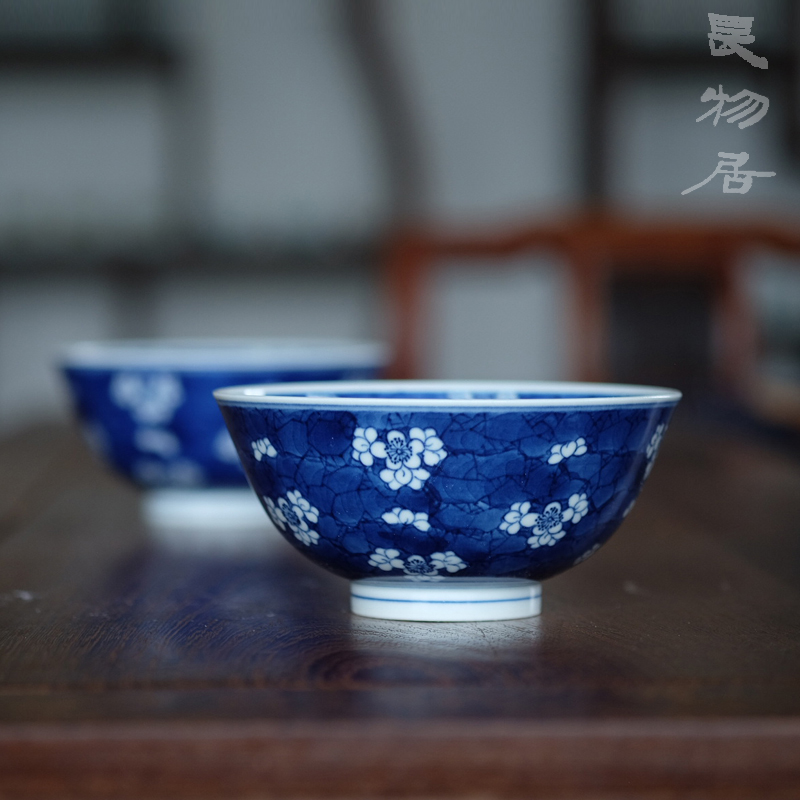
{"left": 568, "top": 245, "right": 608, "bottom": 382}
{"left": 714, "top": 254, "right": 758, "bottom": 396}
{"left": 383, "top": 230, "right": 431, "bottom": 379}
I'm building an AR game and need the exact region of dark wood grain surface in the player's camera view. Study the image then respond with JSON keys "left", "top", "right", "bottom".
{"left": 0, "top": 423, "right": 799, "bottom": 799}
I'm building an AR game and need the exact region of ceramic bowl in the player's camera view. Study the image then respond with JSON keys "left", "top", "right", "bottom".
{"left": 215, "top": 380, "right": 681, "bottom": 621}
{"left": 61, "top": 339, "right": 388, "bottom": 492}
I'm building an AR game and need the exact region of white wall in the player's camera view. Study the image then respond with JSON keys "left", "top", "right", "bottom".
{"left": 179, "top": 0, "right": 388, "bottom": 240}
{"left": 0, "top": 277, "right": 116, "bottom": 426}
{"left": 0, "top": 0, "right": 585, "bottom": 241}
{"left": 159, "top": 0, "right": 583, "bottom": 235}
{"left": 150, "top": 272, "right": 377, "bottom": 340}
{"left": 386, "top": 0, "right": 582, "bottom": 222}
{"left": 0, "top": 74, "right": 166, "bottom": 248}
{"left": 427, "top": 256, "right": 569, "bottom": 380}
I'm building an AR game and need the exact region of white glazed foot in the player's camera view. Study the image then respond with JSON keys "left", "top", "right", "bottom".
{"left": 350, "top": 577, "right": 541, "bottom": 622}
{"left": 142, "top": 488, "right": 269, "bottom": 530}
{"left": 142, "top": 488, "right": 282, "bottom": 553}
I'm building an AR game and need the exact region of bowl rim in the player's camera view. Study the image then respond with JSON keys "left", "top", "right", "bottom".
{"left": 60, "top": 338, "right": 389, "bottom": 371}
{"left": 213, "top": 379, "right": 682, "bottom": 408}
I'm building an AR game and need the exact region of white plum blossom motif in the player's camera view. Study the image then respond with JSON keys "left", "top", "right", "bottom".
{"left": 135, "top": 427, "right": 180, "bottom": 459}
{"left": 498, "top": 492, "right": 592, "bottom": 550}
{"left": 402, "top": 554, "right": 440, "bottom": 578}
{"left": 499, "top": 501, "right": 535, "bottom": 535}
{"left": 352, "top": 427, "right": 381, "bottom": 466}
{"left": 429, "top": 551, "right": 467, "bottom": 573}
{"left": 646, "top": 424, "right": 666, "bottom": 460}
{"left": 368, "top": 547, "right": 405, "bottom": 571}
{"left": 264, "top": 497, "right": 283, "bottom": 527}
{"left": 378, "top": 429, "right": 431, "bottom": 490}
{"left": 289, "top": 524, "right": 319, "bottom": 548}
{"left": 251, "top": 437, "right": 277, "bottom": 461}
{"left": 381, "top": 507, "right": 431, "bottom": 532}
{"left": 264, "top": 490, "right": 320, "bottom": 546}
{"left": 110, "top": 372, "right": 184, "bottom": 426}
{"left": 547, "top": 437, "right": 588, "bottom": 465}
{"left": 356, "top": 426, "right": 447, "bottom": 491}
{"left": 644, "top": 423, "right": 667, "bottom": 479}
{"left": 573, "top": 542, "right": 601, "bottom": 566}
{"left": 367, "top": 548, "right": 467, "bottom": 579}
{"left": 562, "top": 492, "right": 589, "bottom": 524}
{"left": 411, "top": 427, "right": 448, "bottom": 467}
{"left": 527, "top": 502, "right": 568, "bottom": 548}
{"left": 352, "top": 426, "right": 448, "bottom": 491}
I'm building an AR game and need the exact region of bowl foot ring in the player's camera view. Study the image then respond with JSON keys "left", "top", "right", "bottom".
{"left": 350, "top": 577, "right": 541, "bottom": 622}
{"left": 142, "top": 488, "right": 267, "bottom": 531}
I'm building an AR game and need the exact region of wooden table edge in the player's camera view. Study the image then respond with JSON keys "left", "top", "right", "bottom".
{"left": 1, "top": 717, "right": 799, "bottom": 798}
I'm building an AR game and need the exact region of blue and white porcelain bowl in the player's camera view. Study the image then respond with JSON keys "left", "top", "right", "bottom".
{"left": 215, "top": 380, "right": 681, "bottom": 620}
{"left": 61, "top": 339, "right": 388, "bottom": 529}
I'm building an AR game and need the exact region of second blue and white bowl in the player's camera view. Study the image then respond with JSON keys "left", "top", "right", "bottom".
{"left": 62, "top": 338, "right": 388, "bottom": 490}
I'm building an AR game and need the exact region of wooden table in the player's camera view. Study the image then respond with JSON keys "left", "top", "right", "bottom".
{"left": 1, "top": 422, "right": 799, "bottom": 799}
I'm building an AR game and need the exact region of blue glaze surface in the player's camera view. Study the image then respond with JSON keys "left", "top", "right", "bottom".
{"left": 63, "top": 365, "right": 381, "bottom": 488}
{"left": 218, "top": 384, "right": 679, "bottom": 580}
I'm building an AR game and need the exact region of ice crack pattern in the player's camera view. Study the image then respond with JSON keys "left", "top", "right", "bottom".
{"left": 220, "top": 401, "right": 676, "bottom": 581}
